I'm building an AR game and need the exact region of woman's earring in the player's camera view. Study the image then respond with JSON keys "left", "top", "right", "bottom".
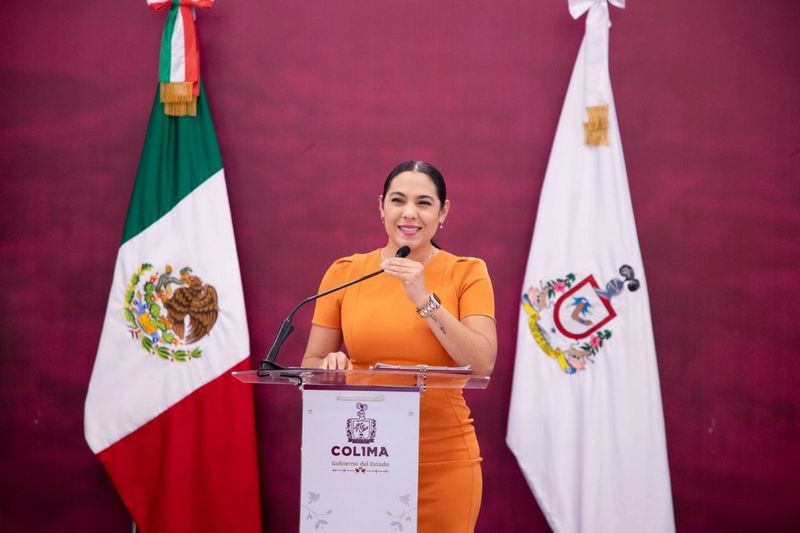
{"left": 439, "top": 221, "right": 444, "bottom": 229}
{"left": 381, "top": 216, "right": 385, "bottom": 224}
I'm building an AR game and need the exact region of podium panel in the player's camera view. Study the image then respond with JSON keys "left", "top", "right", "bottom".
{"left": 300, "top": 386, "right": 420, "bottom": 533}
{"left": 234, "top": 367, "right": 489, "bottom": 531}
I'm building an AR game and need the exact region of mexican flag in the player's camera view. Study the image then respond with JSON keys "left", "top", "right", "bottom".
{"left": 84, "top": 83, "right": 262, "bottom": 532}
{"left": 506, "top": 2, "right": 674, "bottom": 532}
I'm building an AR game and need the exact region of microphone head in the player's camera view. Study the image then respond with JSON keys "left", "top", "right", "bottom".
{"left": 396, "top": 246, "right": 411, "bottom": 258}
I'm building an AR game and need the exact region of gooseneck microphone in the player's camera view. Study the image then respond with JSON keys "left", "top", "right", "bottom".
{"left": 257, "top": 245, "right": 411, "bottom": 374}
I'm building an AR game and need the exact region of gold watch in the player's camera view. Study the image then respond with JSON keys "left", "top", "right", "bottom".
{"left": 416, "top": 293, "right": 441, "bottom": 318}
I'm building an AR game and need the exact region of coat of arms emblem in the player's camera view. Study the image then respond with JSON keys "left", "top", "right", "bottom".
{"left": 123, "top": 263, "right": 219, "bottom": 362}
{"left": 522, "top": 265, "right": 639, "bottom": 374}
{"left": 346, "top": 402, "right": 376, "bottom": 444}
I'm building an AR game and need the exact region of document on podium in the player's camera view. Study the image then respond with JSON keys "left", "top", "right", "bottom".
{"left": 371, "top": 363, "right": 473, "bottom": 374}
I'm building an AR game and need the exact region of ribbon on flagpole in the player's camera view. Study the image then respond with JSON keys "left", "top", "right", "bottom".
{"left": 567, "top": 0, "right": 625, "bottom": 145}
{"left": 567, "top": 0, "right": 625, "bottom": 20}
{"left": 148, "top": 0, "right": 214, "bottom": 116}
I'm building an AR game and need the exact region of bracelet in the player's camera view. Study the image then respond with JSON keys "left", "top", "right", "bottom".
{"left": 416, "top": 293, "right": 441, "bottom": 319}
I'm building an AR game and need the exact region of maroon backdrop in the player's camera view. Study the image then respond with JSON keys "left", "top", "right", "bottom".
{"left": 2, "top": 1, "right": 799, "bottom": 531}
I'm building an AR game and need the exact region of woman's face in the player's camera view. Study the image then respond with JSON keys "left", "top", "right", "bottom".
{"left": 379, "top": 171, "right": 449, "bottom": 252}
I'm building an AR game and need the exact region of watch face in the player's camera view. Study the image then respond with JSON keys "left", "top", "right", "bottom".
{"left": 431, "top": 293, "right": 441, "bottom": 305}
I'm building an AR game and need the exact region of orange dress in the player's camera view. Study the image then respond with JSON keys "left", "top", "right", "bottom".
{"left": 311, "top": 249, "right": 495, "bottom": 533}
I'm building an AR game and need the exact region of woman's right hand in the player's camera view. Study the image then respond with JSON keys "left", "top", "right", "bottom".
{"left": 317, "top": 351, "right": 353, "bottom": 370}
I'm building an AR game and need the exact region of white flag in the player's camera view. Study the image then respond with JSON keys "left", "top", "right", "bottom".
{"left": 506, "top": 2, "right": 675, "bottom": 532}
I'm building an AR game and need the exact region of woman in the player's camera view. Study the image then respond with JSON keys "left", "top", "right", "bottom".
{"left": 301, "top": 160, "right": 497, "bottom": 532}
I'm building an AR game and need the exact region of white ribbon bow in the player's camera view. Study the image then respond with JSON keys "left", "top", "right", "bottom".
{"left": 568, "top": 0, "right": 625, "bottom": 20}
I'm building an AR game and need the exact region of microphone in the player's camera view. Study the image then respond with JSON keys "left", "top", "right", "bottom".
{"left": 257, "top": 245, "right": 411, "bottom": 374}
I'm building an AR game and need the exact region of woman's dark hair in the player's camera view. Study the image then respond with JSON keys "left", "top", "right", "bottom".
{"left": 382, "top": 160, "right": 447, "bottom": 206}
{"left": 382, "top": 160, "right": 447, "bottom": 248}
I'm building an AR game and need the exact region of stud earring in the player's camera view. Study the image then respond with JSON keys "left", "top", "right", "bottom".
{"left": 439, "top": 222, "right": 444, "bottom": 229}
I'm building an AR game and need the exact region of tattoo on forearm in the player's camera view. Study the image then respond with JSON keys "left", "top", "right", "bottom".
{"left": 430, "top": 313, "right": 447, "bottom": 335}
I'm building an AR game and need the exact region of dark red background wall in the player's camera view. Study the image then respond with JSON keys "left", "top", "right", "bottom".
{"left": 2, "top": 1, "right": 799, "bottom": 531}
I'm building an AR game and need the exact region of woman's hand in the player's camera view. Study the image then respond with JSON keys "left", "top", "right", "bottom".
{"left": 301, "top": 325, "right": 346, "bottom": 369}
{"left": 380, "top": 257, "right": 429, "bottom": 307}
{"left": 381, "top": 255, "right": 497, "bottom": 376}
{"left": 316, "top": 351, "right": 353, "bottom": 370}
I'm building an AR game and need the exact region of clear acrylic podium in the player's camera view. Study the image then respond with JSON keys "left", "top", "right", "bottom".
{"left": 234, "top": 368, "right": 489, "bottom": 532}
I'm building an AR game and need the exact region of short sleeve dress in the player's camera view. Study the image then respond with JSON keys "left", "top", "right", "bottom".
{"left": 312, "top": 249, "right": 495, "bottom": 532}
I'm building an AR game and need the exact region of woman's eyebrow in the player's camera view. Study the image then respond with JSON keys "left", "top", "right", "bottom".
{"left": 389, "top": 192, "right": 434, "bottom": 201}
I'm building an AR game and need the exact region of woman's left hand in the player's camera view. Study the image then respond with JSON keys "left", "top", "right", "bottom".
{"left": 380, "top": 257, "right": 428, "bottom": 307}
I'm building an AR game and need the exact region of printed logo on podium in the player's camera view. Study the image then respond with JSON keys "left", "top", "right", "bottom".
{"left": 331, "top": 401, "right": 389, "bottom": 471}
{"left": 346, "top": 402, "right": 376, "bottom": 444}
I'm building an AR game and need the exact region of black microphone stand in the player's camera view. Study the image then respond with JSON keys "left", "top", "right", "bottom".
{"left": 257, "top": 246, "right": 410, "bottom": 375}
{"left": 257, "top": 269, "right": 383, "bottom": 374}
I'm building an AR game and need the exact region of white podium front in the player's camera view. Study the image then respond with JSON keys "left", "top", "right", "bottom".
{"left": 301, "top": 386, "right": 419, "bottom": 532}
{"left": 234, "top": 368, "right": 489, "bottom": 532}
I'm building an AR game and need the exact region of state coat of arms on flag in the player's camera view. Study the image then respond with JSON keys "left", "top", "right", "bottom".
{"left": 522, "top": 265, "right": 640, "bottom": 373}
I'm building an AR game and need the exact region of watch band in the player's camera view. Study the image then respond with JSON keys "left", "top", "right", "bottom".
{"left": 416, "top": 293, "right": 441, "bottom": 319}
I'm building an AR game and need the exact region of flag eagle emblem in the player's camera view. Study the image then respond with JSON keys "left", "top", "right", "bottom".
{"left": 123, "top": 262, "right": 219, "bottom": 361}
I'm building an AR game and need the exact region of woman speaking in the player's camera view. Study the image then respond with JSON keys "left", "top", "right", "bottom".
{"left": 301, "top": 160, "right": 497, "bottom": 532}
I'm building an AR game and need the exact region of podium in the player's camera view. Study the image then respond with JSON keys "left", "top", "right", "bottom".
{"left": 234, "top": 368, "right": 489, "bottom": 533}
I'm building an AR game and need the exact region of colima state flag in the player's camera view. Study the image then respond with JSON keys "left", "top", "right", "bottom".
{"left": 84, "top": 82, "right": 262, "bottom": 532}
{"left": 506, "top": 2, "right": 675, "bottom": 532}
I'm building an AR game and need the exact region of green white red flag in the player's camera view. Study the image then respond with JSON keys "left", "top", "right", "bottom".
{"left": 84, "top": 5, "right": 262, "bottom": 532}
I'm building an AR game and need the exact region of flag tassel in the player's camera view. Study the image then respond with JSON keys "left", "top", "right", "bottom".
{"left": 160, "top": 82, "right": 197, "bottom": 116}
{"left": 583, "top": 104, "right": 609, "bottom": 146}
